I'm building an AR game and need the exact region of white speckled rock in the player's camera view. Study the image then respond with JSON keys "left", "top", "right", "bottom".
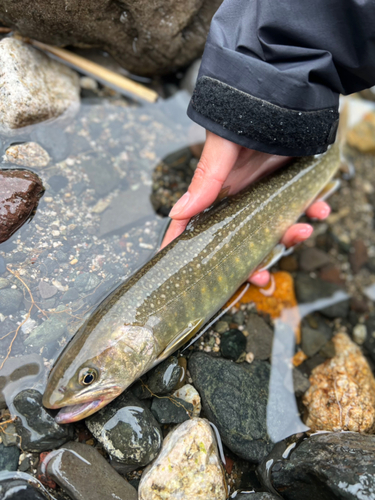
{"left": 138, "top": 418, "right": 227, "bottom": 500}
{"left": 173, "top": 384, "right": 201, "bottom": 417}
{"left": 0, "top": 38, "right": 80, "bottom": 134}
{"left": 4, "top": 142, "right": 51, "bottom": 168}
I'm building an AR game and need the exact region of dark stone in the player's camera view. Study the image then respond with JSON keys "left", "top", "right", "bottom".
{"left": 48, "top": 174, "right": 68, "bottom": 192}
{"left": 0, "top": 169, "right": 44, "bottom": 243}
{"left": 299, "top": 247, "right": 332, "bottom": 272}
{"left": 56, "top": 250, "right": 68, "bottom": 262}
{"left": 235, "top": 494, "right": 279, "bottom": 500}
{"left": 13, "top": 389, "right": 73, "bottom": 452}
{"left": 279, "top": 255, "right": 299, "bottom": 272}
{"left": 0, "top": 443, "right": 20, "bottom": 471}
{"left": 270, "top": 432, "right": 375, "bottom": 500}
{"left": 364, "top": 315, "right": 375, "bottom": 363}
{"left": 349, "top": 239, "right": 368, "bottom": 274}
{"left": 189, "top": 352, "right": 274, "bottom": 463}
{"left": 24, "top": 305, "right": 70, "bottom": 347}
{"left": 233, "top": 310, "right": 245, "bottom": 325}
{"left": 246, "top": 314, "right": 274, "bottom": 360}
{"left": 301, "top": 326, "right": 328, "bottom": 357}
{"left": 86, "top": 392, "right": 162, "bottom": 467}
{"left": 151, "top": 396, "right": 193, "bottom": 424}
{"left": 73, "top": 272, "right": 101, "bottom": 292}
{"left": 292, "top": 369, "right": 310, "bottom": 397}
{"left": 46, "top": 441, "right": 137, "bottom": 500}
{"left": 38, "top": 280, "right": 58, "bottom": 299}
{"left": 0, "top": 477, "right": 49, "bottom": 499}
{"left": 0, "top": 288, "right": 23, "bottom": 315}
{"left": 145, "top": 356, "right": 181, "bottom": 396}
{"left": 295, "top": 273, "right": 349, "bottom": 319}
{"left": 299, "top": 354, "right": 326, "bottom": 377}
{"left": 221, "top": 329, "right": 247, "bottom": 360}
{"left": 61, "top": 288, "right": 80, "bottom": 303}
{"left": 319, "top": 264, "right": 345, "bottom": 286}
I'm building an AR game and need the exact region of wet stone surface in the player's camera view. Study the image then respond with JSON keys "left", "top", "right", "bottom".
{"left": 270, "top": 432, "right": 375, "bottom": 500}
{"left": 86, "top": 392, "right": 162, "bottom": 468}
{"left": 189, "top": 352, "right": 274, "bottom": 463}
{"left": 220, "top": 329, "right": 247, "bottom": 361}
{"left": 246, "top": 314, "right": 274, "bottom": 361}
{"left": 13, "top": 389, "right": 73, "bottom": 452}
{"left": 45, "top": 441, "right": 138, "bottom": 500}
{"left": 0, "top": 443, "right": 20, "bottom": 471}
{"left": 151, "top": 395, "right": 193, "bottom": 424}
{"left": 135, "top": 356, "right": 182, "bottom": 399}
{"left": 0, "top": 476, "right": 50, "bottom": 499}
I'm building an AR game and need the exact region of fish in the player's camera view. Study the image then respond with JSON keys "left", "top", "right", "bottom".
{"left": 43, "top": 143, "right": 341, "bottom": 423}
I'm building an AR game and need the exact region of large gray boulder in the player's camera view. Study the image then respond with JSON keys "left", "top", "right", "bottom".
{"left": 0, "top": 0, "right": 222, "bottom": 76}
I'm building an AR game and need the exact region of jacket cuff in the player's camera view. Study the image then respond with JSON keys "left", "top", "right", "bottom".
{"left": 188, "top": 76, "right": 339, "bottom": 156}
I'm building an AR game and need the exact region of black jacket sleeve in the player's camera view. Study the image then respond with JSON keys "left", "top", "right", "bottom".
{"left": 187, "top": 0, "right": 375, "bottom": 156}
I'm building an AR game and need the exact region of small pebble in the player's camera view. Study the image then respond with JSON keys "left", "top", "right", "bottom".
{"left": 353, "top": 324, "right": 367, "bottom": 345}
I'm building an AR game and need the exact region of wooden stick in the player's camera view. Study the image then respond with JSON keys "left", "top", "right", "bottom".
{"left": 30, "top": 39, "right": 159, "bottom": 103}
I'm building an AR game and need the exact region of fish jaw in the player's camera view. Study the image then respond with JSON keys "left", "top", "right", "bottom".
{"left": 54, "top": 396, "right": 114, "bottom": 423}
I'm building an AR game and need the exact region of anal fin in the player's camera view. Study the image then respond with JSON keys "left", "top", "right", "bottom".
{"left": 153, "top": 318, "right": 205, "bottom": 365}
{"left": 315, "top": 179, "right": 341, "bottom": 202}
{"left": 255, "top": 244, "right": 286, "bottom": 273}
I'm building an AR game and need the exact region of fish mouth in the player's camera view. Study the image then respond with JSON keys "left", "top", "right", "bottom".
{"left": 54, "top": 397, "right": 111, "bottom": 423}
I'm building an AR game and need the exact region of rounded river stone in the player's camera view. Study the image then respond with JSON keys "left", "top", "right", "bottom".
{"left": 86, "top": 392, "right": 162, "bottom": 466}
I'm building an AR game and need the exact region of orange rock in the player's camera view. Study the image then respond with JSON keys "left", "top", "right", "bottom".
{"left": 303, "top": 333, "right": 375, "bottom": 433}
{"left": 227, "top": 271, "right": 300, "bottom": 342}
{"left": 346, "top": 111, "right": 375, "bottom": 154}
{"left": 292, "top": 350, "right": 308, "bottom": 367}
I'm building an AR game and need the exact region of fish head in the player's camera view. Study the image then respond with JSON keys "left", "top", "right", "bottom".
{"left": 43, "top": 324, "right": 158, "bottom": 423}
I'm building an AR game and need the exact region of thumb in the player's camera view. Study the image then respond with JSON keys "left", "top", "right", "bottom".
{"left": 169, "top": 131, "right": 241, "bottom": 220}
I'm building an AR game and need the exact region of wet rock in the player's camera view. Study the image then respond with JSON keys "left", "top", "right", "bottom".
{"left": 0, "top": 443, "right": 20, "bottom": 471}
{"left": 214, "top": 320, "right": 229, "bottom": 333}
{"left": 80, "top": 153, "right": 120, "bottom": 197}
{"left": 13, "top": 389, "right": 73, "bottom": 452}
{"left": 86, "top": 392, "right": 162, "bottom": 468}
{"left": 352, "top": 323, "right": 367, "bottom": 345}
{"left": 303, "top": 333, "right": 375, "bottom": 432}
{"left": 364, "top": 315, "right": 375, "bottom": 363}
{"left": 38, "top": 280, "right": 58, "bottom": 299}
{"left": 0, "top": 477, "right": 49, "bottom": 499}
{"left": 318, "top": 264, "right": 345, "bottom": 286}
{"left": 270, "top": 432, "right": 375, "bottom": 500}
{"left": 189, "top": 352, "right": 273, "bottom": 462}
{"left": 233, "top": 310, "right": 245, "bottom": 325}
{"left": 246, "top": 314, "right": 274, "bottom": 361}
{"left": 0, "top": 277, "right": 9, "bottom": 289}
{"left": 0, "top": 38, "right": 79, "bottom": 134}
{"left": 292, "top": 369, "right": 310, "bottom": 397}
{"left": 295, "top": 273, "right": 349, "bottom": 319}
{"left": 45, "top": 441, "right": 137, "bottom": 500}
{"left": 301, "top": 326, "right": 328, "bottom": 357}
{"left": 61, "top": 288, "right": 80, "bottom": 303}
{"left": 0, "top": 288, "right": 23, "bottom": 315}
{"left": 299, "top": 247, "right": 332, "bottom": 272}
{"left": 24, "top": 305, "right": 70, "bottom": 347}
{"left": 151, "top": 396, "right": 193, "bottom": 424}
{"left": 145, "top": 356, "right": 181, "bottom": 396}
{"left": 138, "top": 418, "right": 227, "bottom": 500}
{"left": 4, "top": 142, "right": 51, "bottom": 168}
{"left": 221, "top": 329, "right": 247, "bottom": 360}
{"left": 235, "top": 494, "right": 278, "bottom": 500}
{"left": 0, "top": 2, "right": 222, "bottom": 77}
{"left": 100, "top": 186, "right": 156, "bottom": 237}
{"left": 173, "top": 384, "right": 201, "bottom": 417}
{"left": 0, "top": 169, "right": 44, "bottom": 244}
{"left": 349, "top": 239, "right": 368, "bottom": 274}
{"left": 73, "top": 272, "right": 101, "bottom": 293}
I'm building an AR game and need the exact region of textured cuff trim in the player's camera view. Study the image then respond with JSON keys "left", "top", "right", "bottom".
{"left": 190, "top": 76, "right": 339, "bottom": 156}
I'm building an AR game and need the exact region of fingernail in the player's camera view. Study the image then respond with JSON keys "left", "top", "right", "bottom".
{"left": 170, "top": 192, "right": 191, "bottom": 218}
{"left": 300, "top": 226, "right": 313, "bottom": 236}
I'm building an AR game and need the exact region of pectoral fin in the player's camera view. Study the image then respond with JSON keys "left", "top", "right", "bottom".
{"left": 256, "top": 244, "right": 286, "bottom": 273}
{"left": 153, "top": 318, "right": 205, "bottom": 365}
{"left": 315, "top": 179, "right": 341, "bottom": 202}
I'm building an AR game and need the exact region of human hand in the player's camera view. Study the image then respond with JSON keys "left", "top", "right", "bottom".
{"left": 161, "top": 131, "right": 330, "bottom": 286}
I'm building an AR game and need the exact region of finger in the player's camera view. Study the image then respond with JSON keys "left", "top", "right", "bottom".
{"left": 281, "top": 223, "right": 313, "bottom": 247}
{"left": 305, "top": 200, "right": 331, "bottom": 220}
{"left": 248, "top": 270, "right": 270, "bottom": 286}
{"left": 169, "top": 131, "right": 241, "bottom": 220}
{"left": 160, "top": 218, "right": 190, "bottom": 250}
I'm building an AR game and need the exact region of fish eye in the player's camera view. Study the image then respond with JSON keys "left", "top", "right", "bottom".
{"left": 79, "top": 368, "right": 98, "bottom": 386}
